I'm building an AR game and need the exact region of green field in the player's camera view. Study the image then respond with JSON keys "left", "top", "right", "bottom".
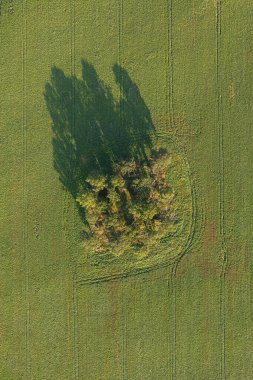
{"left": 1, "top": 0, "right": 252, "bottom": 379}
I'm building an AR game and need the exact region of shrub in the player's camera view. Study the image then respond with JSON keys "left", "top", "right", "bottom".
{"left": 76, "top": 147, "right": 178, "bottom": 258}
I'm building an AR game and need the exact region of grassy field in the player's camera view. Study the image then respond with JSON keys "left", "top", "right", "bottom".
{"left": 1, "top": 0, "right": 252, "bottom": 379}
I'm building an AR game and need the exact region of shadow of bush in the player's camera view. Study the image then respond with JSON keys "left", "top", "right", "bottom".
{"left": 44, "top": 61, "right": 155, "bottom": 220}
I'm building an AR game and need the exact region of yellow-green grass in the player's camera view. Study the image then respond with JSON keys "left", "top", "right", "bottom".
{"left": 0, "top": 0, "right": 252, "bottom": 379}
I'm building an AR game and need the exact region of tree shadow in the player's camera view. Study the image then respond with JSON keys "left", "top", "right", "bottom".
{"left": 44, "top": 60, "right": 155, "bottom": 220}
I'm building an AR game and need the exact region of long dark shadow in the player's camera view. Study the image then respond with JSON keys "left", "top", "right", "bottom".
{"left": 44, "top": 60, "right": 155, "bottom": 220}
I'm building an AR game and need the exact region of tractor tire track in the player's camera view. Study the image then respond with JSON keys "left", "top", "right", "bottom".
{"left": 22, "top": 0, "right": 31, "bottom": 378}
{"left": 70, "top": 1, "right": 79, "bottom": 378}
{"left": 118, "top": 1, "right": 127, "bottom": 378}
{"left": 216, "top": 1, "right": 228, "bottom": 378}
{"left": 166, "top": 1, "right": 178, "bottom": 378}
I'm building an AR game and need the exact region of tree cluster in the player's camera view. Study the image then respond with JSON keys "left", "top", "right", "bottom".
{"left": 77, "top": 147, "right": 178, "bottom": 257}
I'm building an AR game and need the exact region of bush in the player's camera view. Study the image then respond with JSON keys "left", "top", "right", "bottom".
{"left": 76, "top": 147, "right": 178, "bottom": 258}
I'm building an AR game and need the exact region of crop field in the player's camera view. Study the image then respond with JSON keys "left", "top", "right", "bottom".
{"left": 1, "top": 0, "right": 252, "bottom": 379}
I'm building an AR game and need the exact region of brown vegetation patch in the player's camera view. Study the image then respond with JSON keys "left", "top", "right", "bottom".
{"left": 226, "top": 242, "right": 249, "bottom": 284}
{"left": 176, "top": 218, "right": 220, "bottom": 280}
{"left": 228, "top": 82, "right": 236, "bottom": 99}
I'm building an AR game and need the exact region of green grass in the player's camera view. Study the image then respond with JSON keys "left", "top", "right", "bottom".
{"left": 1, "top": 0, "right": 252, "bottom": 379}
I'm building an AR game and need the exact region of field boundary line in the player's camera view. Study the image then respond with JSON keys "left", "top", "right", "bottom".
{"left": 216, "top": 1, "right": 228, "bottom": 379}
{"left": 22, "top": 0, "right": 31, "bottom": 378}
